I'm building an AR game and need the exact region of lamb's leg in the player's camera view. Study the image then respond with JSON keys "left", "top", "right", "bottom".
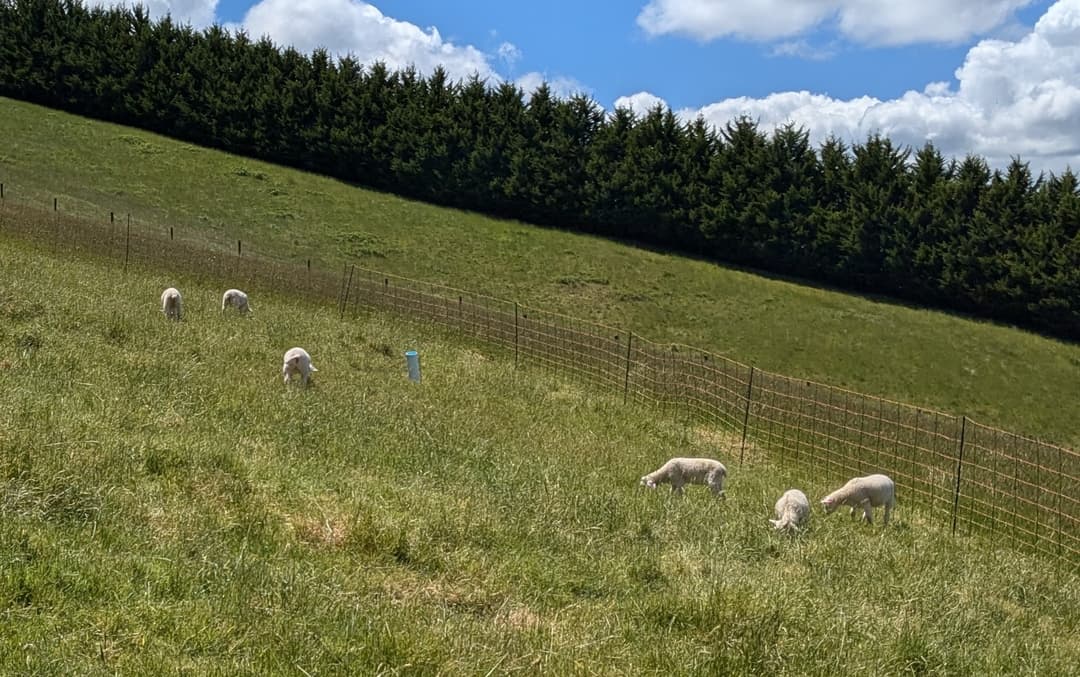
{"left": 861, "top": 498, "right": 873, "bottom": 524}
{"left": 671, "top": 481, "right": 684, "bottom": 496}
{"left": 708, "top": 471, "right": 726, "bottom": 498}
{"left": 883, "top": 501, "right": 892, "bottom": 525}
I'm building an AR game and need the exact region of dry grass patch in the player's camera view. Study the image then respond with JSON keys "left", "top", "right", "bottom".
{"left": 380, "top": 570, "right": 501, "bottom": 616}
{"left": 691, "top": 424, "right": 766, "bottom": 463}
{"left": 289, "top": 512, "right": 350, "bottom": 549}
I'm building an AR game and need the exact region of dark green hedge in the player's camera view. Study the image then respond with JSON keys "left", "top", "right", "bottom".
{"left": 2, "top": 0, "right": 1077, "bottom": 338}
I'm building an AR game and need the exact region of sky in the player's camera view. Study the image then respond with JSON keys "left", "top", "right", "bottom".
{"left": 87, "top": 0, "right": 1080, "bottom": 174}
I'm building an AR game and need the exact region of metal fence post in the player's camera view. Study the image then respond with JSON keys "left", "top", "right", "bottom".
{"left": 622, "top": 333, "right": 633, "bottom": 405}
{"left": 739, "top": 366, "right": 755, "bottom": 465}
{"left": 514, "top": 302, "right": 520, "bottom": 369}
{"left": 951, "top": 415, "right": 967, "bottom": 536}
{"left": 337, "top": 264, "right": 349, "bottom": 314}
{"left": 340, "top": 265, "right": 355, "bottom": 319}
{"left": 1057, "top": 448, "right": 1064, "bottom": 559}
{"left": 124, "top": 214, "right": 131, "bottom": 272}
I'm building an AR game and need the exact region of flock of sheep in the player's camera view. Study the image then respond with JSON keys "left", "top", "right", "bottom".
{"left": 160, "top": 286, "right": 318, "bottom": 385}
{"left": 639, "top": 457, "right": 896, "bottom": 531}
{"left": 162, "top": 285, "right": 896, "bottom": 531}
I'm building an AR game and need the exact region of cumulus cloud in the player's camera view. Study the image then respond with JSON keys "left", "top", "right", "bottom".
{"left": 240, "top": 0, "right": 499, "bottom": 82}
{"left": 613, "top": 91, "right": 669, "bottom": 116}
{"left": 623, "top": 0, "right": 1080, "bottom": 173}
{"left": 238, "top": 0, "right": 592, "bottom": 98}
{"left": 85, "top": 0, "right": 218, "bottom": 28}
{"left": 637, "top": 0, "right": 1036, "bottom": 46}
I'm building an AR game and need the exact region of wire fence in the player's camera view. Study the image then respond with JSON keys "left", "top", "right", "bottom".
{"left": 1, "top": 190, "right": 1076, "bottom": 572}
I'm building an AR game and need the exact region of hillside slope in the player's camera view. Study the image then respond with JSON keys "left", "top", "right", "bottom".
{"left": 0, "top": 237, "right": 1076, "bottom": 673}
{"left": 1, "top": 97, "right": 1078, "bottom": 448}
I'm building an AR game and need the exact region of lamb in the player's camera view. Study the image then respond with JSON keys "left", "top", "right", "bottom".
{"left": 282, "top": 347, "right": 317, "bottom": 385}
{"left": 160, "top": 287, "right": 182, "bottom": 321}
{"left": 640, "top": 457, "right": 727, "bottom": 497}
{"left": 221, "top": 288, "right": 251, "bottom": 314}
{"left": 820, "top": 473, "right": 895, "bottom": 525}
{"left": 769, "top": 489, "right": 810, "bottom": 532}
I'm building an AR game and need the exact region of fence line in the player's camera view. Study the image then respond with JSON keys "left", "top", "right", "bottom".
{"left": 1, "top": 193, "right": 1076, "bottom": 571}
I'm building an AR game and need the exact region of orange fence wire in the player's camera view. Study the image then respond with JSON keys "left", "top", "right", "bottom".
{"left": 1, "top": 194, "right": 1076, "bottom": 571}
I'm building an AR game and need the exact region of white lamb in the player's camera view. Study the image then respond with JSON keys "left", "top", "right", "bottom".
{"left": 160, "top": 287, "right": 182, "bottom": 321}
{"left": 221, "top": 288, "right": 251, "bottom": 314}
{"left": 821, "top": 473, "right": 896, "bottom": 525}
{"left": 640, "top": 457, "right": 727, "bottom": 497}
{"left": 282, "top": 347, "right": 317, "bottom": 385}
{"left": 769, "top": 489, "right": 810, "bottom": 532}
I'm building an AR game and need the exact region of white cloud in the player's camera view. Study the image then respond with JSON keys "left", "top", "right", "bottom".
{"left": 85, "top": 0, "right": 218, "bottom": 28}
{"left": 239, "top": 0, "right": 592, "bottom": 99}
{"left": 637, "top": 0, "right": 1036, "bottom": 46}
{"left": 241, "top": 0, "right": 499, "bottom": 82}
{"left": 631, "top": 0, "right": 1080, "bottom": 172}
{"left": 613, "top": 91, "right": 669, "bottom": 116}
{"left": 768, "top": 39, "right": 837, "bottom": 60}
{"left": 638, "top": 0, "right": 835, "bottom": 42}
{"left": 497, "top": 41, "right": 522, "bottom": 69}
{"left": 516, "top": 72, "right": 591, "bottom": 101}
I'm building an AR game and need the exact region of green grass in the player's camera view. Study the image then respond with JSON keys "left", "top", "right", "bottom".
{"left": 1, "top": 95, "right": 1078, "bottom": 452}
{"left": 1, "top": 236, "right": 1078, "bottom": 674}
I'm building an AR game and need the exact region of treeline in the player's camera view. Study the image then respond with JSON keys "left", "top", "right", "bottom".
{"left": 1, "top": 0, "right": 1078, "bottom": 338}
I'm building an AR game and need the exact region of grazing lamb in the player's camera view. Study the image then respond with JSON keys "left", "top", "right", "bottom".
{"left": 282, "top": 347, "right": 317, "bottom": 385}
{"left": 160, "top": 287, "right": 182, "bottom": 321}
{"left": 221, "top": 288, "right": 251, "bottom": 314}
{"left": 821, "top": 473, "right": 895, "bottom": 525}
{"left": 770, "top": 489, "right": 810, "bottom": 532}
{"left": 640, "top": 457, "right": 727, "bottom": 497}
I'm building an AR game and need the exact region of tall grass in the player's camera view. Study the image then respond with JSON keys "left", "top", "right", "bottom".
{"left": 1, "top": 236, "right": 1077, "bottom": 674}
{"left": 1, "top": 96, "right": 1078, "bottom": 449}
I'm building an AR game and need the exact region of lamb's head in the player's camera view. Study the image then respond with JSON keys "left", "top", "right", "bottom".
{"left": 820, "top": 496, "right": 839, "bottom": 514}
{"left": 640, "top": 475, "right": 658, "bottom": 489}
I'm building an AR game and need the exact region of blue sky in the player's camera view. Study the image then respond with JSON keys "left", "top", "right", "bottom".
{"left": 93, "top": 1, "right": 1080, "bottom": 172}
{"left": 282, "top": 1, "right": 1043, "bottom": 108}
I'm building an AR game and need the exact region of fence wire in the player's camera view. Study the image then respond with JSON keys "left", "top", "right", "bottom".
{"left": 1, "top": 195, "right": 1076, "bottom": 572}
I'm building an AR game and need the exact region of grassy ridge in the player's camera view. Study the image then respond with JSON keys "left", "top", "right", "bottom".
{"left": 1, "top": 95, "right": 1078, "bottom": 452}
{"left": 1, "top": 236, "right": 1078, "bottom": 673}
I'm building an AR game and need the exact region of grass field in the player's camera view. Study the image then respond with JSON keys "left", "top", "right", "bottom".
{"left": 1, "top": 236, "right": 1078, "bottom": 674}
{"left": 1, "top": 97, "right": 1078, "bottom": 450}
